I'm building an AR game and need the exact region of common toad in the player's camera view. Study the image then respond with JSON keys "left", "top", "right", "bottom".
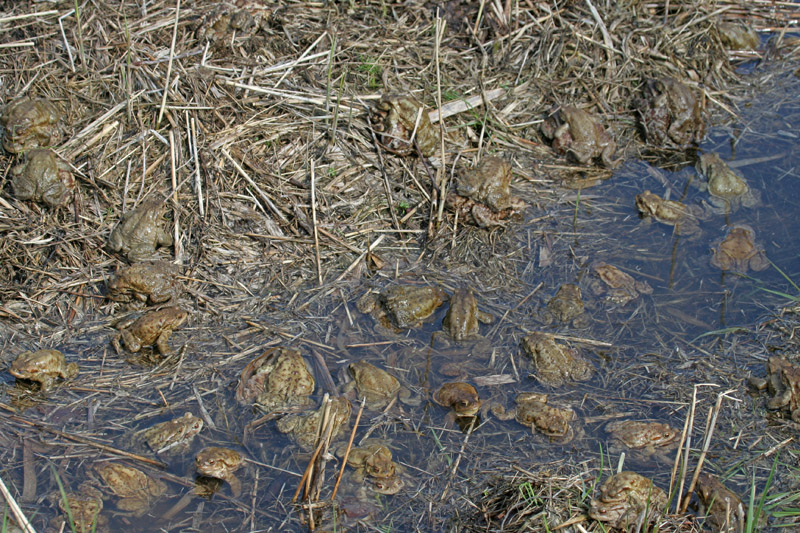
{"left": 717, "top": 22, "right": 760, "bottom": 50}
{"left": 521, "top": 332, "right": 593, "bottom": 386}
{"left": 696, "top": 152, "right": 759, "bottom": 212}
{"left": 94, "top": 462, "right": 167, "bottom": 515}
{"left": 639, "top": 77, "right": 706, "bottom": 147}
{"left": 9, "top": 349, "right": 78, "bottom": 392}
{"left": 236, "top": 347, "right": 316, "bottom": 411}
{"left": 606, "top": 420, "right": 679, "bottom": 462}
{"left": 710, "top": 225, "right": 768, "bottom": 272}
{"left": 446, "top": 156, "right": 526, "bottom": 228}
{"left": 358, "top": 285, "right": 448, "bottom": 330}
{"left": 56, "top": 485, "right": 105, "bottom": 533}
{"left": 106, "top": 261, "right": 179, "bottom": 306}
{"left": 442, "top": 288, "right": 493, "bottom": 341}
{"left": 140, "top": 412, "right": 204, "bottom": 454}
{"left": 346, "top": 360, "right": 405, "bottom": 410}
{"left": 371, "top": 95, "right": 439, "bottom": 157}
{"left": 695, "top": 472, "right": 746, "bottom": 533}
{"left": 758, "top": 356, "right": 800, "bottom": 422}
{"left": 544, "top": 283, "right": 585, "bottom": 324}
{"left": 433, "top": 382, "right": 482, "bottom": 417}
{"left": 540, "top": 106, "right": 617, "bottom": 167}
{"left": 11, "top": 148, "right": 74, "bottom": 206}
{"left": 589, "top": 471, "right": 667, "bottom": 530}
{"left": 636, "top": 190, "right": 702, "bottom": 237}
{"left": 345, "top": 441, "right": 405, "bottom": 495}
{"left": 108, "top": 198, "right": 174, "bottom": 263}
{"left": 276, "top": 396, "right": 351, "bottom": 451}
{"left": 112, "top": 306, "right": 188, "bottom": 355}
{"left": 590, "top": 262, "right": 653, "bottom": 305}
{"left": 2, "top": 98, "right": 62, "bottom": 154}
{"left": 196, "top": 447, "right": 244, "bottom": 497}
{"left": 491, "top": 392, "right": 576, "bottom": 442}
{"left": 195, "top": 1, "right": 270, "bottom": 43}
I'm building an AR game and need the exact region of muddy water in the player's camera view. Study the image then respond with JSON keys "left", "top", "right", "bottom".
{"left": 3, "top": 74, "right": 799, "bottom": 533}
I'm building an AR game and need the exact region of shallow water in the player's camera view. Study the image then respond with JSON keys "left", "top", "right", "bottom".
{"left": 3, "top": 62, "right": 800, "bottom": 533}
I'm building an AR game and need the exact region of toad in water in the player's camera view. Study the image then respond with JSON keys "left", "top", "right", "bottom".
{"left": 112, "top": 306, "right": 188, "bottom": 355}
{"left": 710, "top": 225, "right": 768, "bottom": 272}
{"left": 140, "top": 412, "right": 204, "bottom": 454}
{"left": 196, "top": 447, "right": 244, "bottom": 497}
{"left": 236, "top": 347, "right": 316, "bottom": 411}
{"left": 636, "top": 190, "right": 702, "bottom": 237}
{"left": 521, "top": 332, "right": 593, "bottom": 386}
{"left": 491, "top": 392, "right": 576, "bottom": 442}
{"left": 540, "top": 105, "right": 617, "bottom": 167}
{"left": 358, "top": 285, "right": 448, "bottom": 330}
{"left": 696, "top": 152, "right": 759, "bottom": 212}
{"left": 9, "top": 349, "right": 78, "bottom": 392}
{"left": 589, "top": 471, "right": 667, "bottom": 530}
{"left": 94, "top": 462, "right": 167, "bottom": 515}
{"left": 433, "top": 382, "right": 482, "bottom": 417}
{"left": 590, "top": 262, "right": 653, "bottom": 305}
{"left": 442, "top": 288, "right": 494, "bottom": 341}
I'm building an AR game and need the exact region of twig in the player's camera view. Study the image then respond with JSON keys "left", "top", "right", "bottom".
{"left": 0, "top": 473, "right": 36, "bottom": 533}
{"left": 189, "top": 115, "right": 204, "bottom": 217}
{"left": 157, "top": 0, "right": 181, "bottom": 127}
{"left": 334, "top": 235, "right": 385, "bottom": 283}
{"left": 310, "top": 161, "right": 322, "bottom": 286}
{"left": 331, "top": 399, "right": 365, "bottom": 501}
{"left": 168, "top": 130, "right": 182, "bottom": 262}
{"left": 221, "top": 148, "right": 291, "bottom": 229}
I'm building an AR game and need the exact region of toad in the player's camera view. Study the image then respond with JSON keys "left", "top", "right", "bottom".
{"left": 717, "top": 22, "right": 760, "bottom": 50}
{"left": 345, "top": 360, "right": 411, "bottom": 410}
{"left": 276, "top": 396, "right": 351, "bottom": 451}
{"left": 635, "top": 190, "right": 702, "bottom": 237}
{"left": 606, "top": 420, "right": 679, "bottom": 461}
{"left": 9, "top": 349, "right": 78, "bottom": 392}
{"left": 752, "top": 356, "right": 800, "bottom": 422}
{"left": 371, "top": 95, "right": 439, "bottom": 157}
{"left": 111, "top": 306, "right": 188, "bottom": 355}
{"left": 441, "top": 288, "right": 494, "bottom": 341}
{"left": 521, "top": 332, "right": 594, "bottom": 386}
{"left": 639, "top": 77, "right": 706, "bottom": 147}
{"left": 56, "top": 484, "right": 105, "bottom": 533}
{"left": 140, "top": 412, "right": 204, "bottom": 454}
{"left": 540, "top": 106, "right": 618, "bottom": 168}
{"left": 2, "top": 98, "right": 62, "bottom": 154}
{"left": 236, "top": 347, "right": 316, "bottom": 411}
{"left": 357, "top": 284, "right": 448, "bottom": 330}
{"left": 108, "top": 198, "right": 174, "bottom": 262}
{"left": 590, "top": 262, "right": 653, "bottom": 305}
{"left": 695, "top": 472, "right": 746, "bottom": 532}
{"left": 445, "top": 156, "right": 527, "bottom": 228}
{"left": 491, "top": 392, "right": 576, "bottom": 442}
{"left": 11, "top": 148, "right": 75, "bottom": 206}
{"left": 433, "top": 382, "right": 482, "bottom": 417}
{"left": 106, "top": 261, "right": 179, "bottom": 306}
{"left": 589, "top": 471, "right": 667, "bottom": 530}
{"left": 696, "top": 152, "right": 759, "bottom": 212}
{"left": 196, "top": 447, "right": 244, "bottom": 497}
{"left": 94, "top": 462, "right": 167, "bottom": 515}
{"left": 345, "top": 441, "right": 405, "bottom": 495}
{"left": 710, "top": 225, "right": 768, "bottom": 272}
{"left": 195, "top": 2, "right": 270, "bottom": 43}
{"left": 543, "top": 283, "right": 586, "bottom": 325}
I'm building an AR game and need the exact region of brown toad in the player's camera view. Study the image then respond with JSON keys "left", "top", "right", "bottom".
{"left": 695, "top": 472, "right": 746, "bottom": 533}
{"left": 106, "top": 261, "right": 179, "bottom": 306}
{"left": 357, "top": 284, "right": 448, "bottom": 330}
{"left": 276, "top": 396, "right": 351, "bottom": 451}
{"left": 696, "top": 152, "right": 759, "bottom": 212}
{"left": 195, "top": 1, "right": 270, "bottom": 43}
{"left": 196, "top": 447, "right": 244, "bottom": 497}
{"left": 589, "top": 471, "right": 667, "bottom": 530}
{"left": 2, "top": 98, "right": 62, "bottom": 154}
{"left": 140, "top": 412, "right": 204, "bottom": 454}
{"left": 11, "top": 148, "right": 74, "bottom": 206}
{"left": 371, "top": 95, "right": 439, "bottom": 157}
{"left": 540, "top": 106, "right": 618, "bottom": 168}
{"left": 236, "top": 347, "right": 316, "bottom": 411}
{"left": 717, "top": 22, "right": 760, "bottom": 50}
{"left": 636, "top": 190, "right": 702, "bottom": 237}
{"left": 491, "top": 392, "right": 576, "bottom": 442}
{"left": 544, "top": 283, "right": 585, "bottom": 324}
{"left": 441, "top": 288, "right": 494, "bottom": 341}
{"left": 590, "top": 262, "right": 653, "bottom": 305}
{"left": 346, "top": 360, "right": 412, "bottom": 410}
{"left": 639, "top": 77, "right": 706, "bottom": 147}
{"left": 606, "top": 420, "right": 679, "bottom": 462}
{"left": 433, "top": 382, "right": 482, "bottom": 417}
{"left": 108, "top": 198, "right": 174, "bottom": 262}
{"left": 446, "top": 156, "right": 526, "bottom": 228}
{"left": 9, "top": 349, "right": 78, "bottom": 392}
{"left": 56, "top": 485, "right": 105, "bottom": 533}
{"left": 521, "top": 332, "right": 593, "bottom": 386}
{"left": 345, "top": 441, "right": 405, "bottom": 495}
{"left": 94, "top": 462, "right": 167, "bottom": 515}
{"left": 111, "top": 306, "right": 188, "bottom": 355}
{"left": 710, "top": 225, "right": 768, "bottom": 272}
{"left": 756, "top": 356, "right": 800, "bottom": 422}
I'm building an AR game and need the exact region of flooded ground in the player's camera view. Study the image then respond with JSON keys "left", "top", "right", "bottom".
{"left": 1, "top": 2, "right": 800, "bottom": 532}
